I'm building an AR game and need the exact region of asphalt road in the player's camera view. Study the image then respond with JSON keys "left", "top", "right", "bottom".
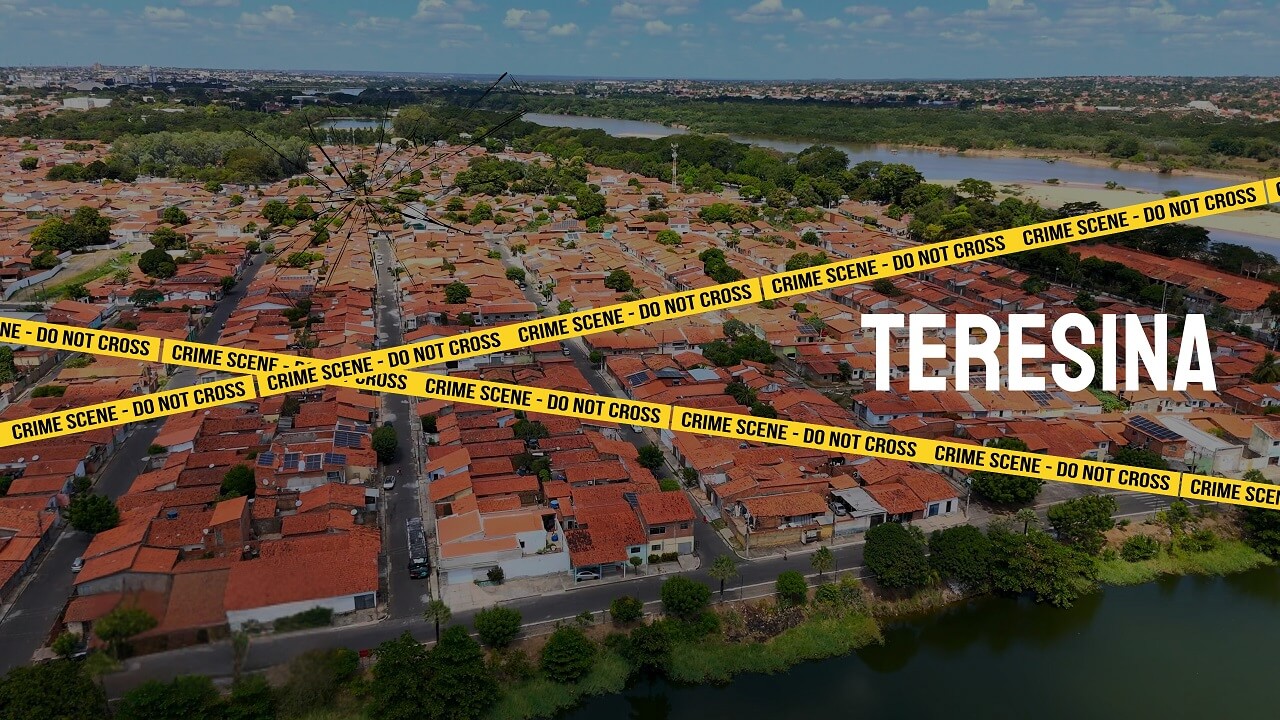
{"left": 372, "top": 236, "right": 429, "bottom": 620}
{"left": 0, "top": 252, "right": 267, "bottom": 674}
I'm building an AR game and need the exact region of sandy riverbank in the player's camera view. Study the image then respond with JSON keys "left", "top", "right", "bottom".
{"left": 911, "top": 144, "right": 1263, "bottom": 183}
{"left": 938, "top": 178, "right": 1280, "bottom": 240}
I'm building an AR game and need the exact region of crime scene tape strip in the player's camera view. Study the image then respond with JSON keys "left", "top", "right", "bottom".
{"left": 0, "top": 179, "right": 1277, "bottom": 512}
{"left": 2, "top": 178, "right": 1273, "bottom": 386}
{"left": 4, "top": 363, "right": 1279, "bottom": 513}
{"left": 247, "top": 177, "right": 1277, "bottom": 395}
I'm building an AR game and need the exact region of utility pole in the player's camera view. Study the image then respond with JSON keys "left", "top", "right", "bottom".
{"left": 670, "top": 143, "right": 678, "bottom": 193}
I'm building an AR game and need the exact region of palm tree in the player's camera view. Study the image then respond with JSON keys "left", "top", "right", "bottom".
{"left": 810, "top": 546, "right": 835, "bottom": 579}
{"left": 708, "top": 554, "right": 739, "bottom": 599}
{"left": 1014, "top": 508, "right": 1039, "bottom": 535}
{"left": 424, "top": 599, "right": 451, "bottom": 643}
{"left": 1252, "top": 352, "right": 1280, "bottom": 383}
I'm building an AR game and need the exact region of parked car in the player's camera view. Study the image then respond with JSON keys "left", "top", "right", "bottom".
{"left": 631, "top": 425, "right": 645, "bottom": 434}
{"left": 561, "top": 342, "right": 571, "bottom": 356}
{"left": 831, "top": 503, "right": 849, "bottom": 517}
{"left": 382, "top": 476, "right": 396, "bottom": 490}
{"left": 574, "top": 569, "right": 601, "bottom": 582}
{"left": 71, "top": 557, "right": 84, "bottom": 573}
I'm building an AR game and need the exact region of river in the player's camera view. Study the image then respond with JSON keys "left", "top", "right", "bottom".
{"left": 522, "top": 112, "right": 1280, "bottom": 253}
{"left": 567, "top": 568, "right": 1280, "bottom": 719}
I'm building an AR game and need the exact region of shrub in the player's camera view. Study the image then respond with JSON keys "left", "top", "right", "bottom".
{"left": 610, "top": 595, "right": 644, "bottom": 623}
{"left": 540, "top": 625, "right": 596, "bottom": 684}
{"left": 660, "top": 576, "right": 710, "bottom": 620}
{"left": 1179, "top": 528, "right": 1219, "bottom": 553}
{"left": 474, "top": 606, "right": 522, "bottom": 648}
{"left": 775, "top": 571, "right": 809, "bottom": 606}
{"left": 273, "top": 606, "right": 333, "bottom": 632}
{"left": 1120, "top": 534, "right": 1160, "bottom": 562}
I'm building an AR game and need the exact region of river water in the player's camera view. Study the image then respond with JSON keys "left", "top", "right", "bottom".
{"left": 522, "top": 112, "right": 1279, "bottom": 252}
{"left": 567, "top": 569, "right": 1280, "bottom": 719}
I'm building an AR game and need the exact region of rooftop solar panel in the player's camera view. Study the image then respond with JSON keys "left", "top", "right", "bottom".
{"left": 256, "top": 452, "right": 276, "bottom": 467}
{"left": 1129, "top": 416, "right": 1183, "bottom": 441}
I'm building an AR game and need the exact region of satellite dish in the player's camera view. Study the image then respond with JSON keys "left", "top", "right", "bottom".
{"left": 31, "top": 454, "right": 39, "bottom": 461}
{"left": 294, "top": 500, "right": 302, "bottom": 507}
{"left": 16, "top": 457, "right": 23, "bottom": 463}
{"left": 261, "top": 479, "right": 269, "bottom": 485}
{"left": 350, "top": 508, "right": 358, "bottom": 516}
{"left": 208, "top": 464, "right": 215, "bottom": 469}
{"left": 202, "top": 528, "right": 209, "bottom": 534}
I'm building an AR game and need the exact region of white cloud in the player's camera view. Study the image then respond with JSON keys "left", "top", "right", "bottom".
{"left": 503, "top": 7, "right": 550, "bottom": 30}
{"left": 548, "top": 21, "right": 578, "bottom": 35}
{"left": 238, "top": 4, "right": 295, "bottom": 29}
{"left": 733, "top": 0, "right": 804, "bottom": 24}
{"left": 644, "top": 19, "right": 671, "bottom": 34}
{"left": 414, "top": 0, "right": 479, "bottom": 22}
{"left": 611, "top": 0, "right": 694, "bottom": 19}
{"left": 143, "top": 6, "right": 188, "bottom": 22}
{"left": 179, "top": 0, "right": 236, "bottom": 6}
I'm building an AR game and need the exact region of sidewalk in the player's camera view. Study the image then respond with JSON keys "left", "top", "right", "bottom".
{"left": 441, "top": 554, "right": 701, "bottom": 612}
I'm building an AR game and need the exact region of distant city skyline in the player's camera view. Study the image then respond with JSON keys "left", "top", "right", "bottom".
{"left": 1, "top": 0, "right": 1278, "bottom": 80}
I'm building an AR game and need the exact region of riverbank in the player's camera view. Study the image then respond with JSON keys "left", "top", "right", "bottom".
{"left": 953, "top": 179, "right": 1280, "bottom": 240}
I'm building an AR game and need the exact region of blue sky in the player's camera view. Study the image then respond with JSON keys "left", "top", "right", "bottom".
{"left": 0, "top": 0, "right": 1276, "bottom": 79}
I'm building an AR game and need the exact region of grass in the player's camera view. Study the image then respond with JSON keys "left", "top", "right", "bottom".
{"left": 29, "top": 251, "right": 134, "bottom": 301}
{"left": 484, "top": 650, "right": 630, "bottom": 720}
{"left": 1095, "top": 540, "right": 1273, "bottom": 586}
{"left": 666, "top": 613, "right": 881, "bottom": 685}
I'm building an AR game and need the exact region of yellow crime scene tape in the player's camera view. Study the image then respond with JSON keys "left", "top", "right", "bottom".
{"left": 0, "top": 178, "right": 1276, "bottom": 514}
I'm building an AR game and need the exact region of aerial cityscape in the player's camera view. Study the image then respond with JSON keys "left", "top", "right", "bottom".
{"left": 2, "top": 1, "right": 1280, "bottom": 719}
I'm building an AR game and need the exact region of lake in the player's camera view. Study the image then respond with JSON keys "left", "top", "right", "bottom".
{"left": 567, "top": 568, "right": 1280, "bottom": 719}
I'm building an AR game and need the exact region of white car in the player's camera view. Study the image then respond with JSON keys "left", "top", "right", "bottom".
{"left": 631, "top": 425, "right": 645, "bottom": 434}
{"left": 71, "top": 557, "right": 84, "bottom": 573}
{"left": 574, "top": 569, "right": 601, "bottom": 582}
{"left": 382, "top": 476, "right": 396, "bottom": 490}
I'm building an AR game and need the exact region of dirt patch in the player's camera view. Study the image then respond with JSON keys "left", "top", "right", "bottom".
{"left": 1104, "top": 506, "right": 1240, "bottom": 548}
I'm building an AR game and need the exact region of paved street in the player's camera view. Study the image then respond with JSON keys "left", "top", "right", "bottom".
{"left": 372, "top": 235, "right": 430, "bottom": 620}
{"left": 0, "top": 252, "right": 267, "bottom": 674}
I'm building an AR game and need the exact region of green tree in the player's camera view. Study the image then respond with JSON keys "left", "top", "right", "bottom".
{"left": 864, "top": 522, "right": 930, "bottom": 591}
{"left": 95, "top": 605, "right": 157, "bottom": 659}
{"left": 505, "top": 266, "right": 526, "bottom": 282}
{"left": 575, "top": 190, "right": 606, "bottom": 219}
{"left": 660, "top": 575, "right": 710, "bottom": 620}
{"left": 0, "top": 660, "right": 108, "bottom": 720}
{"left": 368, "top": 632, "right": 431, "bottom": 720}
{"left": 810, "top": 545, "right": 835, "bottom": 579}
{"left": 1251, "top": 352, "right": 1280, "bottom": 383}
{"left": 424, "top": 599, "right": 451, "bottom": 642}
{"left": 1047, "top": 494, "right": 1118, "bottom": 555}
{"left": 116, "top": 675, "right": 222, "bottom": 720}
{"left": 970, "top": 438, "right": 1044, "bottom": 506}
{"left": 138, "top": 248, "right": 176, "bottom": 278}
{"left": 372, "top": 425, "right": 399, "bottom": 464}
{"left": 161, "top": 206, "right": 189, "bottom": 226}
{"left": 63, "top": 283, "right": 89, "bottom": 300}
{"left": 425, "top": 626, "right": 498, "bottom": 720}
{"left": 129, "top": 288, "right": 165, "bottom": 308}
{"left": 67, "top": 493, "right": 119, "bottom": 533}
{"left": 1014, "top": 508, "right": 1040, "bottom": 535}
{"left": 928, "top": 525, "right": 993, "bottom": 592}
{"left": 656, "top": 229, "right": 681, "bottom": 246}
{"left": 775, "top": 570, "right": 809, "bottom": 606}
{"left": 1111, "top": 446, "right": 1169, "bottom": 470}
{"left": 637, "top": 444, "right": 665, "bottom": 470}
{"left": 220, "top": 464, "right": 255, "bottom": 499}
{"left": 605, "top": 269, "right": 635, "bottom": 293}
{"left": 261, "top": 200, "right": 291, "bottom": 226}
{"left": 1241, "top": 471, "right": 1280, "bottom": 557}
{"left": 589, "top": 349, "right": 605, "bottom": 366}
{"left": 956, "top": 177, "right": 996, "bottom": 202}
{"left": 621, "top": 620, "right": 673, "bottom": 676}
{"left": 444, "top": 281, "right": 471, "bottom": 304}
{"left": 708, "top": 554, "right": 738, "bottom": 598}
{"left": 51, "top": 632, "right": 79, "bottom": 659}
{"left": 474, "top": 606, "right": 522, "bottom": 649}
{"left": 19, "top": 156, "right": 38, "bottom": 171}
{"left": 229, "top": 194, "right": 245, "bottom": 207}
{"left": 149, "top": 226, "right": 186, "bottom": 250}
{"left": 989, "top": 527, "right": 1096, "bottom": 608}
{"left": 557, "top": 299, "right": 573, "bottom": 314}
{"left": 610, "top": 595, "right": 644, "bottom": 623}
{"left": 540, "top": 625, "right": 596, "bottom": 683}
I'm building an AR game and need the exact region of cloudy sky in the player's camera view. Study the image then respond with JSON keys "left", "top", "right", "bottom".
{"left": 0, "top": 0, "right": 1276, "bottom": 79}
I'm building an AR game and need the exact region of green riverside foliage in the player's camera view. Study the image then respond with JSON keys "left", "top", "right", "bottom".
{"left": 1096, "top": 540, "right": 1271, "bottom": 586}
{"left": 864, "top": 522, "right": 930, "bottom": 591}
{"left": 928, "top": 524, "right": 994, "bottom": 592}
{"left": 659, "top": 576, "right": 711, "bottom": 620}
{"left": 540, "top": 626, "right": 597, "bottom": 684}
{"left": 474, "top": 606, "right": 523, "bottom": 649}
{"left": 969, "top": 437, "right": 1044, "bottom": 506}
{"left": 0, "top": 660, "right": 108, "bottom": 720}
